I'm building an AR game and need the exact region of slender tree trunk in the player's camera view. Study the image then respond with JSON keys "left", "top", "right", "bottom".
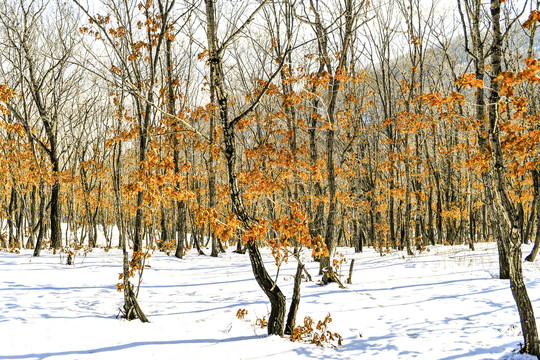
{"left": 16, "top": 192, "right": 24, "bottom": 248}
{"left": 285, "top": 262, "right": 304, "bottom": 335}
{"left": 33, "top": 182, "right": 46, "bottom": 256}
{"left": 435, "top": 175, "right": 443, "bottom": 244}
{"left": 81, "top": 168, "right": 97, "bottom": 248}
{"left": 133, "top": 188, "right": 145, "bottom": 252}
{"left": 160, "top": 203, "right": 168, "bottom": 247}
{"left": 308, "top": 71, "right": 325, "bottom": 255}
{"left": 389, "top": 179, "right": 397, "bottom": 248}
{"left": 525, "top": 216, "right": 540, "bottom": 262}
{"left": 428, "top": 187, "right": 435, "bottom": 246}
{"left": 25, "top": 185, "right": 37, "bottom": 249}
{"left": 353, "top": 208, "right": 362, "bottom": 253}
{"left": 526, "top": 170, "right": 540, "bottom": 261}
{"left": 414, "top": 135, "right": 423, "bottom": 251}
{"left": 209, "top": 76, "right": 218, "bottom": 258}
{"left": 50, "top": 177, "right": 61, "bottom": 249}
{"left": 404, "top": 135, "right": 413, "bottom": 255}
{"left": 8, "top": 186, "right": 16, "bottom": 248}
{"left": 523, "top": 199, "right": 536, "bottom": 245}
{"left": 164, "top": 34, "right": 186, "bottom": 260}
{"left": 174, "top": 200, "right": 186, "bottom": 259}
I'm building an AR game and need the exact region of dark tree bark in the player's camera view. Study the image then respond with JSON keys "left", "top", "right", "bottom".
{"left": 160, "top": 203, "right": 168, "bottom": 248}
{"left": 308, "top": 76, "right": 325, "bottom": 252}
{"left": 526, "top": 170, "right": 540, "bottom": 261}
{"left": 174, "top": 200, "right": 186, "bottom": 259}
{"left": 80, "top": 165, "right": 98, "bottom": 248}
{"left": 209, "top": 73, "right": 218, "bottom": 258}
{"left": 7, "top": 186, "right": 17, "bottom": 248}
{"left": 33, "top": 182, "right": 46, "bottom": 257}
{"left": 285, "top": 262, "right": 304, "bottom": 335}
{"left": 25, "top": 184, "right": 37, "bottom": 249}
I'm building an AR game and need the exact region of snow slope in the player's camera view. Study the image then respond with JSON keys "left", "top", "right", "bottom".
{"left": 1, "top": 243, "right": 539, "bottom": 359}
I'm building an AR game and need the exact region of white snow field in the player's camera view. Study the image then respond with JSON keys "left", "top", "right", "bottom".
{"left": 1, "top": 243, "right": 539, "bottom": 360}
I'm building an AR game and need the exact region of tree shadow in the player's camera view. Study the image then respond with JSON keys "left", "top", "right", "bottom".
{"left": 436, "top": 341, "right": 522, "bottom": 360}
{"left": 0, "top": 336, "right": 260, "bottom": 359}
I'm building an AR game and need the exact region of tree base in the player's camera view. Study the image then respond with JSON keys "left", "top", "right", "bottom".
{"left": 321, "top": 267, "right": 345, "bottom": 289}
{"left": 120, "top": 282, "right": 149, "bottom": 323}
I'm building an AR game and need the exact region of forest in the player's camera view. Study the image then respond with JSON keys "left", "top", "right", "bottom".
{"left": 1, "top": 0, "right": 540, "bottom": 358}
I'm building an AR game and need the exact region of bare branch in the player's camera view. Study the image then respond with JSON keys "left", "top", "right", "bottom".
{"left": 218, "top": 0, "right": 270, "bottom": 54}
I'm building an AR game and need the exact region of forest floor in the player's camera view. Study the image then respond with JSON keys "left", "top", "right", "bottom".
{"left": 1, "top": 241, "right": 539, "bottom": 359}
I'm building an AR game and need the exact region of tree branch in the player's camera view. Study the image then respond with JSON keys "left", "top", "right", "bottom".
{"left": 230, "top": 38, "right": 293, "bottom": 128}
{"left": 218, "top": 0, "right": 270, "bottom": 54}
{"left": 124, "top": 80, "right": 215, "bottom": 147}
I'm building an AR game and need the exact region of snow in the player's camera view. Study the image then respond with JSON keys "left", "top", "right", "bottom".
{"left": 1, "top": 242, "right": 539, "bottom": 359}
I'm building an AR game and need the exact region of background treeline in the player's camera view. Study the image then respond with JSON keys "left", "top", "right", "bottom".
{"left": 0, "top": 0, "right": 537, "bottom": 258}
{"left": 0, "top": 0, "right": 536, "bottom": 259}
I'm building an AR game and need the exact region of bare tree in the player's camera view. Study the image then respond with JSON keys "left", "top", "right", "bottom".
{"left": 204, "top": 0, "right": 293, "bottom": 336}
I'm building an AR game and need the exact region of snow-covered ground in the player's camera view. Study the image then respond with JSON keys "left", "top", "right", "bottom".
{"left": 1, "top": 243, "right": 539, "bottom": 359}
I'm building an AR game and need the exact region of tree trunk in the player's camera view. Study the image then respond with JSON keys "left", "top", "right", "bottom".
{"left": 33, "top": 183, "right": 46, "bottom": 257}
{"left": 404, "top": 136, "right": 413, "bottom": 256}
{"left": 508, "top": 238, "right": 540, "bottom": 356}
{"left": 209, "top": 75, "right": 218, "bottom": 258}
{"left": 164, "top": 34, "right": 186, "bottom": 260}
{"left": 133, "top": 193, "right": 144, "bottom": 252}
{"left": 246, "top": 240, "right": 286, "bottom": 335}
{"left": 525, "top": 210, "right": 540, "bottom": 262}
{"left": 8, "top": 186, "right": 17, "bottom": 248}
{"left": 50, "top": 179, "right": 61, "bottom": 249}
{"left": 428, "top": 187, "right": 435, "bottom": 246}
{"left": 389, "top": 180, "right": 397, "bottom": 248}
{"left": 25, "top": 185, "right": 37, "bottom": 249}
{"left": 16, "top": 191, "right": 24, "bottom": 248}
{"left": 523, "top": 199, "right": 536, "bottom": 245}
{"left": 436, "top": 176, "right": 443, "bottom": 244}
{"left": 81, "top": 167, "right": 97, "bottom": 248}
{"left": 174, "top": 200, "right": 186, "bottom": 259}
{"left": 353, "top": 209, "right": 362, "bottom": 253}
{"left": 526, "top": 169, "right": 540, "bottom": 262}
{"left": 467, "top": 169, "right": 476, "bottom": 251}
{"left": 160, "top": 203, "right": 168, "bottom": 248}
{"left": 285, "top": 262, "right": 304, "bottom": 335}
{"left": 308, "top": 69, "right": 325, "bottom": 257}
